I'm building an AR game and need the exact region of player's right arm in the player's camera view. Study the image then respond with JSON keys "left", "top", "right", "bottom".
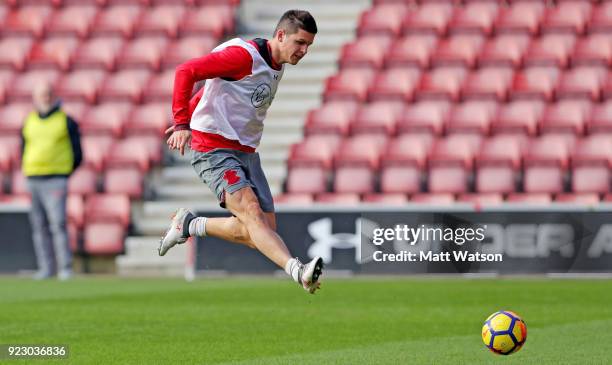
{"left": 167, "top": 46, "right": 253, "bottom": 155}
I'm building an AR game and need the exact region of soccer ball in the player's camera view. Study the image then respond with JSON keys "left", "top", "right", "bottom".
{"left": 481, "top": 310, "right": 527, "bottom": 355}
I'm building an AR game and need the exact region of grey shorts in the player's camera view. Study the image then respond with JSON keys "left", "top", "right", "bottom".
{"left": 191, "top": 148, "right": 275, "bottom": 213}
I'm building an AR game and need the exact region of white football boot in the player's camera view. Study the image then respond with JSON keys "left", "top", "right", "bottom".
{"left": 158, "top": 208, "right": 195, "bottom": 256}
{"left": 299, "top": 256, "right": 324, "bottom": 294}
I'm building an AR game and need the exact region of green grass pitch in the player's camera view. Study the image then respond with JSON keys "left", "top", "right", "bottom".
{"left": 1, "top": 277, "right": 611, "bottom": 364}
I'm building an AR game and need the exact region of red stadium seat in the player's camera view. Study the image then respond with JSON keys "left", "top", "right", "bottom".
{"left": 67, "top": 194, "right": 84, "bottom": 229}
{"left": 0, "top": 102, "right": 30, "bottom": 136}
{"left": 134, "top": 5, "right": 186, "bottom": 38}
{"left": 85, "top": 193, "right": 130, "bottom": 227}
{"left": 541, "top": 1, "right": 592, "bottom": 35}
{"left": 397, "top": 100, "right": 450, "bottom": 136}
{"left": 2, "top": 5, "right": 52, "bottom": 37}
{"left": 446, "top": 101, "right": 498, "bottom": 135}
{"left": 358, "top": 4, "right": 409, "bottom": 37}
{"left": 46, "top": 5, "right": 98, "bottom": 38}
{"left": 0, "top": 70, "right": 12, "bottom": 104}
{"left": 462, "top": 68, "right": 514, "bottom": 101}
{"left": 68, "top": 166, "right": 98, "bottom": 196}
{"left": 81, "top": 135, "right": 113, "bottom": 172}
{"left": 8, "top": 70, "right": 60, "bottom": 102}
{"left": 304, "top": 101, "right": 358, "bottom": 136}
{"left": 428, "top": 165, "right": 469, "bottom": 194}
{"left": 475, "top": 135, "right": 525, "bottom": 194}
{"left": 572, "top": 34, "right": 612, "bottom": 66}
{"left": 383, "top": 134, "right": 434, "bottom": 168}
{"left": 475, "top": 166, "right": 517, "bottom": 194}
{"left": 495, "top": 2, "right": 544, "bottom": 35}
{"left": 588, "top": 100, "right": 612, "bottom": 133}
{"left": 557, "top": 67, "right": 606, "bottom": 101}
{"left": 410, "top": 193, "right": 455, "bottom": 204}
{"left": 62, "top": 101, "right": 88, "bottom": 122}
{"left": 104, "top": 167, "right": 144, "bottom": 199}
{"left": 27, "top": 36, "right": 79, "bottom": 71}
{"left": 315, "top": 193, "right": 361, "bottom": 205}
{"left": 324, "top": 68, "right": 376, "bottom": 102}
{"left": 288, "top": 135, "right": 342, "bottom": 169}
{"left": 0, "top": 37, "right": 33, "bottom": 71}
{"left": 524, "top": 135, "right": 573, "bottom": 168}
{"left": 10, "top": 169, "right": 29, "bottom": 197}
{"left": 104, "top": 138, "right": 152, "bottom": 172}
{"left": 0, "top": 136, "right": 22, "bottom": 173}
{"left": 116, "top": 36, "right": 168, "bottom": 71}
{"left": 123, "top": 135, "right": 162, "bottom": 164}
{"left": 571, "top": 135, "right": 612, "bottom": 194}
{"left": 540, "top": 100, "right": 591, "bottom": 136}
{"left": 555, "top": 193, "right": 600, "bottom": 204}
{"left": 80, "top": 102, "right": 132, "bottom": 137}
{"left": 506, "top": 193, "right": 552, "bottom": 204}
{"left": 402, "top": 3, "right": 453, "bottom": 35}
{"left": 180, "top": 5, "right": 234, "bottom": 39}
{"left": 430, "top": 34, "right": 484, "bottom": 68}
{"left": 457, "top": 193, "right": 503, "bottom": 206}
{"left": 98, "top": 70, "right": 151, "bottom": 104}
{"left": 572, "top": 166, "right": 610, "bottom": 195}
{"left": 340, "top": 35, "right": 392, "bottom": 70}
{"left": 333, "top": 166, "right": 375, "bottom": 194}
{"left": 571, "top": 135, "right": 612, "bottom": 166}
{"left": 588, "top": 2, "right": 612, "bottom": 34}
{"left": 56, "top": 70, "right": 106, "bottom": 104}
{"left": 523, "top": 34, "right": 576, "bottom": 68}
{"left": 492, "top": 100, "right": 545, "bottom": 136}
{"left": 368, "top": 67, "right": 420, "bottom": 102}
{"left": 362, "top": 193, "right": 408, "bottom": 205}
{"left": 123, "top": 102, "right": 170, "bottom": 137}
{"left": 286, "top": 166, "right": 327, "bottom": 194}
{"left": 334, "top": 134, "right": 387, "bottom": 169}
{"left": 523, "top": 136, "right": 572, "bottom": 194}
{"left": 350, "top": 101, "right": 403, "bottom": 136}
{"left": 385, "top": 34, "right": 438, "bottom": 69}
{"left": 448, "top": 2, "right": 499, "bottom": 35}
{"left": 84, "top": 222, "right": 125, "bottom": 255}
{"left": 72, "top": 36, "right": 124, "bottom": 71}
{"left": 142, "top": 69, "right": 174, "bottom": 102}
{"left": 417, "top": 67, "right": 467, "bottom": 101}
{"left": 510, "top": 66, "right": 560, "bottom": 102}
{"left": 161, "top": 36, "right": 216, "bottom": 70}
{"left": 478, "top": 35, "right": 530, "bottom": 68}
{"left": 429, "top": 134, "right": 482, "bottom": 168}
{"left": 380, "top": 165, "right": 421, "bottom": 194}
{"left": 274, "top": 193, "right": 314, "bottom": 205}
{"left": 90, "top": 5, "right": 142, "bottom": 38}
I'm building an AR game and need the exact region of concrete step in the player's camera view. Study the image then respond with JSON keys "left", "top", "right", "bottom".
{"left": 116, "top": 236, "right": 187, "bottom": 276}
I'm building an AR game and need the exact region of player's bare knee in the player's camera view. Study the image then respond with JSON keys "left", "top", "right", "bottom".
{"left": 244, "top": 201, "right": 268, "bottom": 228}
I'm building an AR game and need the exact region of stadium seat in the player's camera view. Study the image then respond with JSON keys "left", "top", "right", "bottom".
{"left": 523, "top": 136, "right": 572, "bottom": 194}
{"left": 104, "top": 167, "right": 144, "bottom": 199}
{"left": 524, "top": 135, "right": 573, "bottom": 168}
{"left": 10, "top": 169, "right": 28, "bottom": 197}
{"left": 461, "top": 68, "right": 514, "bottom": 101}
{"left": 416, "top": 67, "right": 467, "bottom": 101}
{"left": 350, "top": 101, "right": 403, "bottom": 136}
{"left": 492, "top": 100, "right": 545, "bottom": 136}
{"left": 27, "top": 36, "right": 80, "bottom": 71}
{"left": 80, "top": 102, "right": 132, "bottom": 137}
{"left": 385, "top": 34, "right": 438, "bottom": 69}
{"left": 368, "top": 67, "right": 420, "bottom": 102}
{"left": 315, "top": 193, "right": 361, "bottom": 205}
{"left": 286, "top": 166, "right": 327, "bottom": 195}
{"left": 429, "top": 134, "right": 482, "bottom": 168}
{"left": 383, "top": 134, "right": 433, "bottom": 168}
{"left": 0, "top": 37, "right": 33, "bottom": 71}
{"left": 46, "top": 5, "right": 98, "bottom": 38}
{"left": 430, "top": 35, "right": 484, "bottom": 68}
{"left": 324, "top": 68, "right": 376, "bottom": 102}
{"left": 85, "top": 193, "right": 130, "bottom": 227}
{"left": 572, "top": 34, "right": 612, "bottom": 67}
{"left": 457, "top": 193, "right": 503, "bottom": 206}
{"left": 98, "top": 70, "right": 151, "bottom": 104}
{"left": 494, "top": 2, "right": 544, "bottom": 35}
{"left": 410, "top": 193, "right": 455, "bottom": 204}
{"left": 123, "top": 102, "right": 170, "bottom": 137}
{"left": 134, "top": 5, "right": 185, "bottom": 38}
{"left": 0, "top": 71, "right": 12, "bottom": 104}
{"left": 0, "top": 136, "right": 23, "bottom": 172}
{"left": 8, "top": 70, "right": 60, "bottom": 102}
{"left": 510, "top": 66, "right": 560, "bottom": 101}
{"left": 142, "top": 69, "right": 174, "bottom": 102}
{"left": 475, "top": 135, "right": 525, "bottom": 194}
{"left": 115, "top": 36, "right": 168, "bottom": 71}
{"left": 179, "top": 5, "right": 233, "bottom": 39}
{"left": 588, "top": 2, "right": 612, "bottom": 34}
{"left": 362, "top": 193, "right": 408, "bottom": 205}
{"left": 446, "top": 101, "right": 498, "bottom": 135}
{"left": 333, "top": 166, "right": 375, "bottom": 194}
{"left": 288, "top": 135, "right": 342, "bottom": 169}
{"left": 401, "top": 3, "right": 453, "bottom": 35}
{"left": 339, "top": 35, "right": 392, "bottom": 70}
{"left": 572, "top": 165, "right": 610, "bottom": 195}
{"left": 396, "top": 101, "right": 450, "bottom": 136}
{"left": 62, "top": 101, "right": 88, "bottom": 122}
{"left": 2, "top": 5, "right": 52, "bottom": 38}
{"left": 68, "top": 166, "right": 98, "bottom": 196}
{"left": 523, "top": 34, "right": 576, "bottom": 68}
{"left": 0, "top": 102, "right": 30, "bottom": 136}
{"left": 357, "top": 3, "right": 409, "bottom": 37}
{"left": 104, "top": 138, "right": 152, "bottom": 172}
{"left": 427, "top": 165, "right": 469, "bottom": 194}
{"left": 477, "top": 35, "right": 530, "bottom": 68}
{"left": 161, "top": 36, "right": 216, "bottom": 70}
{"left": 67, "top": 194, "right": 84, "bottom": 229}
{"left": 81, "top": 135, "right": 114, "bottom": 172}
{"left": 557, "top": 67, "right": 606, "bottom": 101}
{"left": 84, "top": 222, "right": 125, "bottom": 255}
{"left": 555, "top": 193, "right": 600, "bottom": 204}
{"left": 448, "top": 2, "right": 498, "bottom": 35}
{"left": 72, "top": 36, "right": 124, "bottom": 71}
{"left": 475, "top": 166, "right": 517, "bottom": 194}
{"left": 380, "top": 165, "right": 421, "bottom": 194}
{"left": 540, "top": 100, "right": 591, "bottom": 136}
{"left": 588, "top": 100, "right": 612, "bottom": 134}
{"left": 304, "top": 101, "right": 358, "bottom": 136}
{"left": 90, "top": 5, "right": 142, "bottom": 38}
{"left": 541, "top": 1, "right": 592, "bottom": 35}
{"left": 273, "top": 193, "right": 314, "bottom": 205}
{"left": 334, "top": 134, "right": 387, "bottom": 169}
{"left": 123, "top": 135, "right": 162, "bottom": 164}
{"left": 56, "top": 70, "right": 106, "bottom": 104}
{"left": 506, "top": 193, "right": 552, "bottom": 204}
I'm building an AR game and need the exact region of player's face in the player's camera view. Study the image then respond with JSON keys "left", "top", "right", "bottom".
{"left": 281, "top": 29, "right": 315, "bottom": 65}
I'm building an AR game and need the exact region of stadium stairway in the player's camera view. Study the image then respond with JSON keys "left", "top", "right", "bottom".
{"left": 117, "top": 0, "right": 369, "bottom": 276}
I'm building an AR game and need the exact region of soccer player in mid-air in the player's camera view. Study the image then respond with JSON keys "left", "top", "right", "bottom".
{"left": 159, "top": 10, "right": 323, "bottom": 294}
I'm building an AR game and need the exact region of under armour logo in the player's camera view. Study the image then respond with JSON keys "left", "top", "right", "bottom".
{"left": 223, "top": 170, "right": 241, "bottom": 185}
{"left": 307, "top": 217, "right": 379, "bottom": 264}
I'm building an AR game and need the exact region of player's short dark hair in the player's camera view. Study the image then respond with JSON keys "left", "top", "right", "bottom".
{"left": 274, "top": 10, "right": 317, "bottom": 36}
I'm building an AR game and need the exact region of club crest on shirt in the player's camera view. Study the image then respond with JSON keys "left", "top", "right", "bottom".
{"left": 251, "top": 83, "right": 272, "bottom": 108}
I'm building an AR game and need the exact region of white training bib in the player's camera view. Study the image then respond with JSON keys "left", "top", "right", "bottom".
{"left": 190, "top": 38, "right": 284, "bottom": 148}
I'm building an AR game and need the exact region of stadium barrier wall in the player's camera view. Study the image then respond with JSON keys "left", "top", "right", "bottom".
{"left": 0, "top": 206, "right": 36, "bottom": 273}
{"left": 196, "top": 205, "right": 612, "bottom": 274}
